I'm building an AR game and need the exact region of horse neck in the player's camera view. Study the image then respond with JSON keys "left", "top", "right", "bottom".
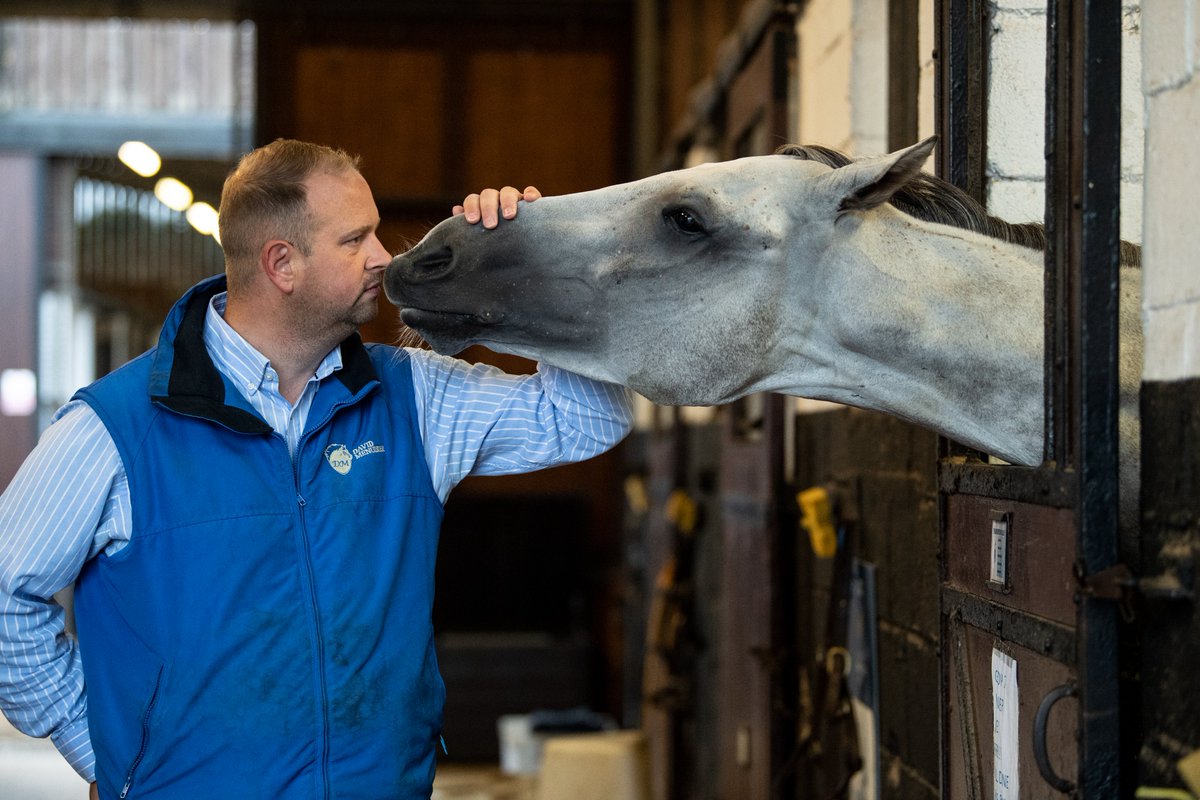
{"left": 774, "top": 212, "right": 1048, "bottom": 465}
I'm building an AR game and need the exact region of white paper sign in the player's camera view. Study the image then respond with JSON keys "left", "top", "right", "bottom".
{"left": 989, "top": 516, "right": 1008, "bottom": 584}
{"left": 992, "top": 649, "right": 1019, "bottom": 799}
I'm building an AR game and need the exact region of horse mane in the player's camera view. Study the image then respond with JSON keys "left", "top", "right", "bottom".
{"left": 777, "top": 143, "right": 1141, "bottom": 267}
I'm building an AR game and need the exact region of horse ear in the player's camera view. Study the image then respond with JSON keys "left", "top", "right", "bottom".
{"left": 829, "top": 136, "right": 938, "bottom": 214}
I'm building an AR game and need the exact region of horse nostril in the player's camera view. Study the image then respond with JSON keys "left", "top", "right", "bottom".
{"left": 410, "top": 246, "right": 455, "bottom": 281}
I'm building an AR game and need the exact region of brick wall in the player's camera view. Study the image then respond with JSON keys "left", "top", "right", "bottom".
{"left": 796, "top": 0, "right": 888, "bottom": 155}
{"left": 986, "top": 1, "right": 1144, "bottom": 240}
{"left": 1143, "top": 1, "right": 1200, "bottom": 382}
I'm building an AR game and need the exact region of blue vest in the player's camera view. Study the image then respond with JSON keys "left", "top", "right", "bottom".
{"left": 73, "top": 277, "right": 445, "bottom": 799}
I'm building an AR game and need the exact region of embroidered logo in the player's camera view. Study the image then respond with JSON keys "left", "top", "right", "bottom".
{"left": 324, "top": 444, "right": 354, "bottom": 475}
{"left": 324, "top": 440, "right": 386, "bottom": 475}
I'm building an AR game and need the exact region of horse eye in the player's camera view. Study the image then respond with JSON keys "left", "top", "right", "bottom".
{"left": 663, "top": 207, "right": 707, "bottom": 235}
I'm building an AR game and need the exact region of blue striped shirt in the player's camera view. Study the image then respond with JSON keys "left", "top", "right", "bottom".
{"left": 0, "top": 292, "right": 632, "bottom": 782}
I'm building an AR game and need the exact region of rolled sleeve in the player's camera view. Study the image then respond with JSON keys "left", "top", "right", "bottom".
{"left": 408, "top": 351, "right": 633, "bottom": 501}
{"left": 0, "top": 402, "right": 122, "bottom": 783}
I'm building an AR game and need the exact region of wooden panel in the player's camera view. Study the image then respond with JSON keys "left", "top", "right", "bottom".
{"left": 701, "top": 0, "right": 742, "bottom": 80}
{"left": 640, "top": 426, "right": 684, "bottom": 800}
{"left": 662, "top": 0, "right": 703, "bottom": 139}
{"left": 294, "top": 46, "right": 448, "bottom": 196}
{"left": 659, "top": 0, "right": 749, "bottom": 149}
{"left": 944, "top": 622, "right": 1078, "bottom": 799}
{"left": 717, "top": 397, "right": 787, "bottom": 800}
{"left": 944, "top": 496, "right": 1077, "bottom": 628}
{"left": 463, "top": 50, "right": 621, "bottom": 194}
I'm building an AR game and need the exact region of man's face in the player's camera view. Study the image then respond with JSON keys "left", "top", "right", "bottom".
{"left": 292, "top": 169, "right": 390, "bottom": 335}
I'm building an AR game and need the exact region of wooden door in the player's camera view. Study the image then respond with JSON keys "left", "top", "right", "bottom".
{"left": 936, "top": 1, "right": 1129, "bottom": 796}
{"left": 717, "top": 395, "right": 791, "bottom": 800}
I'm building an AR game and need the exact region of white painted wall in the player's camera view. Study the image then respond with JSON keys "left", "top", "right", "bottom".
{"left": 1142, "top": 1, "right": 1200, "bottom": 382}
{"left": 986, "top": 1, "right": 1144, "bottom": 244}
{"left": 796, "top": 0, "right": 889, "bottom": 155}
{"left": 919, "top": 0, "right": 938, "bottom": 143}
{"left": 986, "top": 2, "right": 1048, "bottom": 224}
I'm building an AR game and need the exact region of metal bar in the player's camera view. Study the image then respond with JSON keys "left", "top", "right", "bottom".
{"left": 935, "top": 0, "right": 987, "bottom": 203}
{"left": 1044, "top": 0, "right": 1123, "bottom": 795}
{"left": 937, "top": 461, "right": 1077, "bottom": 508}
{"left": 935, "top": 3, "right": 993, "bottom": 793}
{"left": 943, "top": 588, "right": 1078, "bottom": 665}
{"left": 887, "top": 0, "right": 920, "bottom": 151}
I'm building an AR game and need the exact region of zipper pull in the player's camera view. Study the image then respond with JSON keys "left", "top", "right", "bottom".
{"left": 440, "top": 735, "right": 448, "bottom": 755}
{"left": 119, "top": 780, "right": 132, "bottom": 798}
{"left": 297, "top": 494, "right": 307, "bottom": 507}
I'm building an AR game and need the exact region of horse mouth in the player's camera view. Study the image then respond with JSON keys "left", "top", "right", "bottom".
{"left": 399, "top": 307, "right": 503, "bottom": 331}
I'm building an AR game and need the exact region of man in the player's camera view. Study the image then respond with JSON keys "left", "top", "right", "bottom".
{"left": 0, "top": 139, "right": 632, "bottom": 798}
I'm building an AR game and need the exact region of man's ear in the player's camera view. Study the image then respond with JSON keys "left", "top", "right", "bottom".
{"left": 261, "top": 240, "right": 296, "bottom": 294}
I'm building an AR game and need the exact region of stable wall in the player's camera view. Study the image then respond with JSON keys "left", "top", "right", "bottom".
{"left": 986, "top": 1, "right": 1144, "bottom": 239}
{"left": 796, "top": 0, "right": 888, "bottom": 155}
{"left": 1139, "top": 0, "right": 1200, "bottom": 787}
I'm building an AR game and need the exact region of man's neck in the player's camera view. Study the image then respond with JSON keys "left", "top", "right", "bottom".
{"left": 223, "top": 297, "right": 343, "bottom": 405}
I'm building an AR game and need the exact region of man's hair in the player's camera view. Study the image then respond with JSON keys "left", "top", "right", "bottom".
{"left": 218, "top": 139, "right": 362, "bottom": 292}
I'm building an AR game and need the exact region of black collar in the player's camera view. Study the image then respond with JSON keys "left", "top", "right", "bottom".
{"left": 153, "top": 281, "right": 379, "bottom": 433}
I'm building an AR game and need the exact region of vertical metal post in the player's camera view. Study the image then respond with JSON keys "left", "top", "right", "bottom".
{"left": 887, "top": 0, "right": 921, "bottom": 152}
{"left": 935, "top": 0, "right": 988, "bottom": 203}
{"left": 935, "top": 5, "right": 991, "bottom": 795}
{"left": 1044, "top": 0, "right": 1123, "bottom": 795}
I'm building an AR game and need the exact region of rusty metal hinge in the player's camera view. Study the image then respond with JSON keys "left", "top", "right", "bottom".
{"left": 1080, "top": 562, "right": 1195, "bottom": 623}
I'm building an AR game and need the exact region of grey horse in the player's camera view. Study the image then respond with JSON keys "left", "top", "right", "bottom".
{"left": 384, "top": 138, "right": 1142, "bottom": 476}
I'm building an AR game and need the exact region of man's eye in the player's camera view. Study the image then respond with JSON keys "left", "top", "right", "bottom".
{"left": 663, "top": 207, "right": 707, "bottom": 235}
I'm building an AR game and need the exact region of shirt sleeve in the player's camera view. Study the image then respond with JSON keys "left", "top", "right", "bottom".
{"left": 407, "top": 351, "right": 633, "bottom": 502}
{"left": 0, "top": 401, "right": 130, "bottom": 782}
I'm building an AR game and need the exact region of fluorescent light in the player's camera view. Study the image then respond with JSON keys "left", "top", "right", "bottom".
{"left": 186, "top": 202, "right": 219, "bottom": 236}
{"left": 154, "top": 177, "right": 193, "bottom": 212}
{"left": 117, "top": 141, "right": 161, "bottom": 177}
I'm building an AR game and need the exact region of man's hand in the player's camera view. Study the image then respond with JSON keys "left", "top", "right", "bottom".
{"left": 454, "top": 186, "right": 541, "bottom": 229}
{"left": 90, "top": 783, "right": 98, "bottom": 800}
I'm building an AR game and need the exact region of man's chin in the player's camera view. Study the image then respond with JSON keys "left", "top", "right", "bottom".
{"left": 351, "top": 301, "right": 380, "bottom": 328}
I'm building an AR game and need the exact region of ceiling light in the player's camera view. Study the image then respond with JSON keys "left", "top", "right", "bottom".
{"left": 0, "top": 368, "right": 36, "bottom": 416}
{"left": 117, "top": 141, "right": 161, "bottom": 177}
{"left": 154, "top": 177, "right": 193, "bottom": 212}
{"left": 186, "top": 202, "right": 219, "bottom": 236}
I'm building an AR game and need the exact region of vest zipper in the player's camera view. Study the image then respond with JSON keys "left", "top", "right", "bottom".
{"left": 288, "top": 395, "right": 367, "bottom": 799}
{"left": 292, "top": 441, "right": 331, "bottom": 800}
{"left": 119, "top": 667, "right": 163, "bottom": 798}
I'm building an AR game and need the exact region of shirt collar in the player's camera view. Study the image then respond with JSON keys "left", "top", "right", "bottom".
{"left": 203, "top": 291, "right": 343, "bottom": 398}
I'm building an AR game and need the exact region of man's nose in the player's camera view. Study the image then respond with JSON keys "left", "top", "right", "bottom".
{"left": 366, "top": 234, "right": 390, "bottom": 270}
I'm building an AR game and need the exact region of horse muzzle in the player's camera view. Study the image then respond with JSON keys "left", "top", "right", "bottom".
{"left": 385, "top": 244, "right": 457, "bottom": 299}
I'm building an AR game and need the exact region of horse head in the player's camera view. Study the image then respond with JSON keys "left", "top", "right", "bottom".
{"left": 384, "top": 138, "right": 940, "bottom": 407}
